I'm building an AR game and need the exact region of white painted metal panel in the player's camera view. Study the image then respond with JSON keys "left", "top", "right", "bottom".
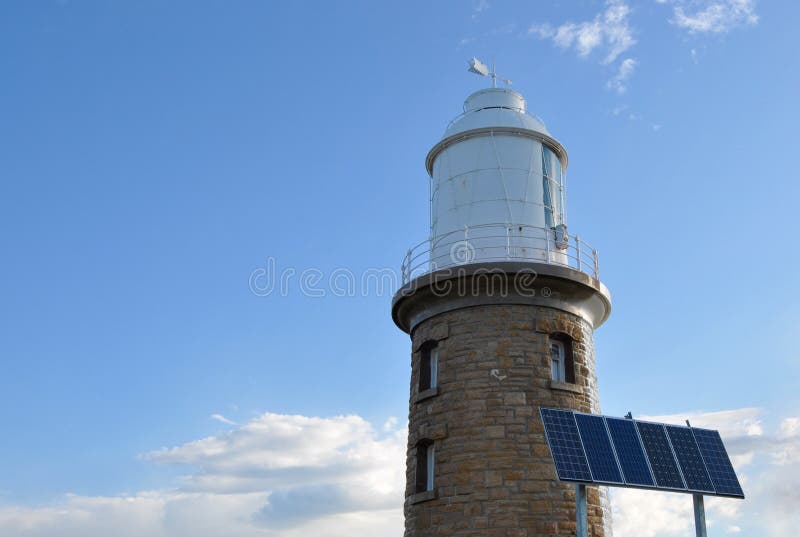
{"left": 427, "top": 88, "right": 570, "bottom": 271}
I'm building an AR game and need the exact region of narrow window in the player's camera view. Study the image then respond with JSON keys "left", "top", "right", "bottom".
{"left": 419, "top": 342, "right": 439, "bottom": 391}
{"left": 429, "top": 346, "right": 439, "bottom": 388}
{"left": 415, "top": 440, "right": 435, "bottom": 493}
{"left": 550, "top": 339, "right": 565, "bottom": 382}
{"left": 549, "top": 333, "right": 575, "bottom": 383}
{"left": 426, "top": 443, "right": 435, "bottom": 491}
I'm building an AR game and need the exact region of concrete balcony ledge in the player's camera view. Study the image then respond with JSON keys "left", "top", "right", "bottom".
{"left": 392, "top": 261, "right": 612, "bottom": 333}
{"left": 548, "top": 380, "right": 584, "bottom": 394}
{"left": 413, "top": 387, "right": 439, "bottom": 404}
{"left": 408, "top": 490, "right": 437, "bottom": 505}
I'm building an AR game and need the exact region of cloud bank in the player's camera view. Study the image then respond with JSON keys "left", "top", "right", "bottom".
{"left": 612, "top": 407, "right": 800, "bottom": 537}
{"left": 0, "top": 405, "right": 797, "bottom": 536}
{"left": 0, "top": 413, "right": 406, "bottom": 537}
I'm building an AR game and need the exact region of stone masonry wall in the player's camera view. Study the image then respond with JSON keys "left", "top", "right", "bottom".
{"left": 404, "top": 304, "right": 607, "bottom": 537}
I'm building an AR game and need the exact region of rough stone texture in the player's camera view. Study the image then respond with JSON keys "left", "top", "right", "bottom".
{"left": 404, "top": 304, "right": 608, "bottom": 537}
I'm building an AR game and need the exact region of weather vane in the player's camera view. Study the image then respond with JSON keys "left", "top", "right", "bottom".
{"left": 467, "top": 57, "right": 512, "bottom": 88}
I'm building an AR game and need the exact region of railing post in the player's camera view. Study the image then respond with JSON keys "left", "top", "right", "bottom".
{"left": 545, "top": 227, "right": 551, "bottom": 263}
{"left": 401, "top": 224, "right": 599, "bottom": 283}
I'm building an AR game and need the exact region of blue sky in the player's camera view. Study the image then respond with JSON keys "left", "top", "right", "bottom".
{"left": 0, "top": 1, "right": 798, "bottom": 535}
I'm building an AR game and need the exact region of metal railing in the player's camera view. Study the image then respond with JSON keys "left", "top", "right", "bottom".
{"left": 400, "top": 223, "right": 599, "bottom": 285}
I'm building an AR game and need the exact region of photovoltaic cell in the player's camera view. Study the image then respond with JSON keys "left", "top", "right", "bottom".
{"left": 540, "top": 408, "right": 592, "bottom": 482}
{"left": 692, "top": 428, "right": 745, "bottom": 498}
{"left": 538, "top": 410, "right": 744, "bottom": 499}
{"left": 636, "top": 422, "right": 685, "bottom": 490}
{"left": 606, "top": 417, "right": 655, "bottom": 487}
{"left": 574, "top": 413, "right": 623, "bottom": 484}
{"left": 665, "top": 426, "right": 715, "bottom": 493}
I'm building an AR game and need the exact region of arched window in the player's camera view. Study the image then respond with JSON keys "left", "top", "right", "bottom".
{"left": 415, "top": 439, "right": 435, "bottom": 493}
{"left": 419, "top": 341, "right": 439, "bottom": 392}
{"left": 549, "top": 333, "right": 575, "bottom": 383}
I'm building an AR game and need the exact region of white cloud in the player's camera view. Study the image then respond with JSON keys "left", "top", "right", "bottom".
{"left": 3, "top": 406, "right": 800, "bottom": 537}
{"left": 529, "top": 0, "right": 758, "bottom": 96}
{"left": 779, "top": 416, "right": 800, "bottom": 437}
{"left": 209, "top": 413, "right": 237, "bottom": 426}
{"left": 612, "top": 407, "right": 800, "bottom": 537}
{"left": 611, "top": 104, "right": 628, "bottom": 116}
{"left": 527, "top": 22, "right": 555, "bottom": 40}
{"left": 661, "top": 0, "right": 759, "bottom": 34}
{"left": 749, "top": 415, "right": 800, "bottom": 537}
{"left": 382, "top": 416, "right": 399, "bottom": 432}
{"left": 472, "top": 0, "right": 489, "bottom": 19}
{"left": 528, "top": 0, "right": 635, "bottom": 64}
{"left": 144, "top": 413, "right": 407, "bottom": 503}
{"left": 458, "top": 37, "right": 476, "bottom": 47}
{"left": 612, "top": 488, "right": 694, "bottom": 537}
{"left": 0, "top": 492, "right": 402, "bottom": 537}
{"left": 639, "top": 407, "right": 764, "bottom": 438}
{"left": 528, "top": 1, "right": 637, "bottom": 94}
{"left": 611, "top": 408, "right": 761, "bottom": 537}
{"left": 0, "top": 412, "right": 407, "bottom": 537}
{"left": 607, "top": 58, "right": 637, "bottom": 94}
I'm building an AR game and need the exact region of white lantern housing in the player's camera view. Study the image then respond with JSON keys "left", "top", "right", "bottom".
{"left": 423, "top": 87, "right": 570, "bottom": 272}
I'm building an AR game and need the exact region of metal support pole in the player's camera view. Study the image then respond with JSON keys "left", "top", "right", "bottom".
{"left": 576, "top": 484, "right": 588, "bottom": 537}
{"left": 693, "top": 494, "right": 707, "bottom": 537}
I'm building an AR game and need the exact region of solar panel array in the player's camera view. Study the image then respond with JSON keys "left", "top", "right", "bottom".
{"left": 539, "top": 408, "right": 744, "bottom": 498}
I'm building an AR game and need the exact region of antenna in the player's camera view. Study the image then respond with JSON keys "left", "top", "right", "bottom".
{"left": 467, "top": 57, "right": 512, "bottom": 88}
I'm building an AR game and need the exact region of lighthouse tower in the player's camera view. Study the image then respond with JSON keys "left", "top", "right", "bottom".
{"left": 392, "top": 82, "right": 612, "bottom": 536}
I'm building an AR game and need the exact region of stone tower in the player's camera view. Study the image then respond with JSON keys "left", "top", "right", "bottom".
{"left": 391, "top": 86, "right": 612, "bottom": 536}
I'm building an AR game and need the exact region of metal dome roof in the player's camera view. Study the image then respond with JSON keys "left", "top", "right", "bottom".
{"left": 442, "top": 87, "right": 550, "bottom": 139}
{"left": 426, "top": 87, "right": 568, "bottom": 175}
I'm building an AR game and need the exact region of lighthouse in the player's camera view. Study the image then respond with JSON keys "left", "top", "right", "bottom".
{"left": 392, "top": 76, "right": 613, "bottom": 536}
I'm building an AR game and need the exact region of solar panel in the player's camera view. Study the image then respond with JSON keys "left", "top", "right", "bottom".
{"left": 665, "top": 426, "right": 715, "bottom": 493}
{"left": 540, "top": 408, "right": 592, "bottom": 482}
{"left": 574, "top": 413, "right": 624, "bottom": 484}
{"left": 692, "top": 428, "right": 745, "bottom": 498}
{"left": 538, "top": 409, "right": 744, "bottom": 500}
{"left": 605, "top": 417, "right": 655, "bottom": 487}
{"left": 636, "top": 422, "right": 686, "bottom": 490}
